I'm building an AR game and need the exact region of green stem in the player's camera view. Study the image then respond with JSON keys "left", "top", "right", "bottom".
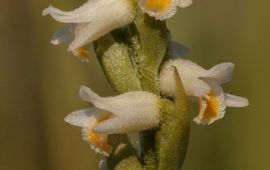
{"left": 132, "top": 10, "right": 168, "bottom": 93}
{"left": 106, "top": 135, "right": 143, "bottom": 170}
{"left": 94, "top": 32, "right": 141, "bottom": 93}
{"left": 129, "top": 11, "right": 169, "bottom": 167}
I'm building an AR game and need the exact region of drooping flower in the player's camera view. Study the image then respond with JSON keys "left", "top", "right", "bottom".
{"left": 64, "top": 86, "right": 162, "bottom": 156}
{"left": 137, "top": 0, "right": 192, "bottom": 20}
{"left": 42, "top": 0, "right": 136, "bottom": 59}
{"left": 160, "top": 58, "right": 249, "bottom": 125}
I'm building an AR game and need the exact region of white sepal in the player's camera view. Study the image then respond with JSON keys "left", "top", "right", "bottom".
{"left": 64, "top": 108, "right": 110, "bottom": 128}
{"left": 225, "top": 93, "right": 249, "bottom": 107}
{"left": 207, "top": 62, "right": 235, "bottom": 84}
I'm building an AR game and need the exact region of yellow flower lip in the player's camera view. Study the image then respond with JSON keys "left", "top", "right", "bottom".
{"left": 138, "top": 0, "right": 193, "bottom": 20}
{"left": 83, "top": 113, "right": 112, "bottom": 156}
{"left": 75, "top": 48, "right": 91, "bottom": 58}
{"left": 199, "top": 91, "right": 220, "bottom": 123}
{"left": 145, "top": 0, "right": 172, "bottom": 12}
{"left": 73, "top": 47, "right": 92, "bottom": 62}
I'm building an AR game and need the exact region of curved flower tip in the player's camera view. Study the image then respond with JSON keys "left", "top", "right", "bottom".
{"left": 137, "top": 0, "right": 192, "bottom": 20}
{"left": 42, "top": 0, "right": 135, "bottom": 55}
{"left": 65, "top": 86, "right": 162, "bottom": 155}
{"left": 160, "top": 58, "right": 249, "bottom": 124}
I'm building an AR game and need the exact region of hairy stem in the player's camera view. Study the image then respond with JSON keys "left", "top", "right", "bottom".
{"left": 93, "top": 5, "right": 189, "bottom": 170}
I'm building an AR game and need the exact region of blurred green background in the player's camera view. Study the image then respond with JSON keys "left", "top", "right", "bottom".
{"left": 0, "top": 0, "right": 269, "bottom": 170}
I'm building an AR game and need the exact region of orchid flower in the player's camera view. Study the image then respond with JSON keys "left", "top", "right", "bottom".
{"left": 137, "top": 0, "right": 193, "bottom": 20}
{"left": 64, "top": 86, "right": 163, "bottom": 156}
{"left": 42, "top": 0, "right": 135, "bottom": 59}
{"left": 160, "top": 58, "right": 249, "bottom": 125}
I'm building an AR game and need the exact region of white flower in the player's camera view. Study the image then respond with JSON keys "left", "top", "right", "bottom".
{"left": 64, "top": 86, "right": 161, "bottom": 156}
{"left": 42, "top": 0, "right": 135, "bottom": 58}
{"left": 160, "top": 58, "right": 249, "bottom": 125}
{"left": 137, "top": 0, "right": 192, "bottom": 20}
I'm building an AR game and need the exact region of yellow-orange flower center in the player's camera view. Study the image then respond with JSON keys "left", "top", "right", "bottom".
{"left": 145, "top": 0, "right": 172, "bottom": 12}
{"left": 86, "top": 114, "right": 112, "bottom": 155}
{"left": 75, "top": 47, "right": 91, "bottom": 60}
{"left": 199, "top": 91, "right": 220, "bottom": 122}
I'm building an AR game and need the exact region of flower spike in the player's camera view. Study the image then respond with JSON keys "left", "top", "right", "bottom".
{"left": 42, "top": 0, "right": 135, "bottom": 56}
{"left": 65, "top": 86, "right": 162, "bottom": 156}
{"left": 137, "top": 0, "right": 192, "bottom": 20}
{"left": 160, "top": 58, "right": 249, "bottom": 125}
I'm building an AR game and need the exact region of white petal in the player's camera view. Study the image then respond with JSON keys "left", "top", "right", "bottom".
{"left": 67, "top": 21, "right": 114, "bottom": 51}
{"left": 64, "top": 108, "right": 110, "bottom": 128}
{"left": 169, "top": 59, "right": 209, "bottom": 78}
{"left": 51, "top": 24, "right": 76, "bottom": 45}
{"left": 225, "top": 93, "right": 249, "bottom": 107}
{"left": 207, "top": 62, "right": 235, "bottom": 84}
{"left": 93, "top": 117, "right": 129, "bottom": 134}
{"left": 178, "top": 0, "right": 193, "bottom": 8}
{"left": 168, "top": 41, "right": 189, "bottom": 58}
{"left": 80, "top": 86, "right": 160, "bottom": 133}
{"left": 160, "top": 59, "right": 210, "bottom": 97}
{"left": 94, "top": 113, "right": 158, "bottom": 134}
